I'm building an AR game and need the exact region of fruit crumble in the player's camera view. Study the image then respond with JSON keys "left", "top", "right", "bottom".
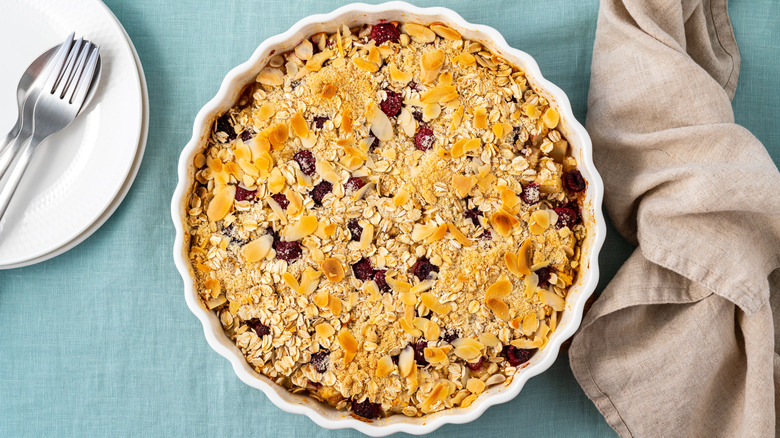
{"left": 184, "top": 20, "right": 588, "bottom": 419}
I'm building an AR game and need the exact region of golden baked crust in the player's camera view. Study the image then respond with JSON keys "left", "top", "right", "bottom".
{"left": 184, "top": 21, "right": 587, "bottom": 419}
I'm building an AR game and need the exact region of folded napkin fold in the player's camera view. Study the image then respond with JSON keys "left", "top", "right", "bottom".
{"left": 569, "top": 0, "right": 780, "bottom": 436}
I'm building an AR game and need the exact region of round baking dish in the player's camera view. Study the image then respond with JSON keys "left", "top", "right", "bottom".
{"left": 171, "top": 2, "right": 606, "bottom": 435}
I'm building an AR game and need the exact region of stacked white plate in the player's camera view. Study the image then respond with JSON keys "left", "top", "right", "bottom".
{"left": 0, "top": 0, "right": 148, "bottom": 269}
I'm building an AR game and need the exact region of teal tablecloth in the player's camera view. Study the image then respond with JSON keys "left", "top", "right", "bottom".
{"left": 1, "top": 1, "right": 777, "bottom": 436}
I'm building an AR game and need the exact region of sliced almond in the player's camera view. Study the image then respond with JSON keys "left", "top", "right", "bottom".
{"left": 282, "top": 272, "right": 300, "bottom": 291}
{"left": 420, "top": 50, "right": 445, "bottom": 84}
{"left": 420, "top": 382, "right": 448, "bottom": 412}
{"left": 452, "top": 52, "right": 476, "bottom": 68}
{"left": 256, "top": 102, "right": 275, "bottom": 121}
{"left": 313, "top": 290, "right": 329, "bottom": 308}
{"left": 327, "top": 294, "right": 342, "bottom": 315}
{"left": 485, "top": 276, "right": 512, "bottom": 300}
{"left": 206, "top": 185, "right": 235, "bottom": 222}
{"left": 353, "top": 57, "right": 379, "bottom": 72}
{"left": 486, "top": 297, "right": 510, "bottom": 321}
{"left": 524, "top": 272, "right": 539, "bottom": 299}
{"left": 399, "top": 290, "right": 417, "bottom": 306}
{"left": 517, "top": 238, "right": 533, "bottom": 276}
{"left": 305, "top": 49, "right": 334, "bottom": 72}
{"left": 466, "top": 378, "right": 486, "bottom": 395}
{"left": 359, "top": 223, "right": 374, "bottom": 250}
{"left": 320, "top": 83, "right": 338, "bottom": 99}
{"left": 449, "top": 104, "right": 464, "bottom": 131}
{"left": 321, "top": 257, "right": 345, "bottom": 282}
{"left": 294, "top": 38, "right": 313, "bottom": 60}
{"left": 447, "top": 222, "right": 472, "bottom": 247}
{"left": 426, "top": 223, "right": 448, "bottom": 243}
{"left": 430, "top": 23, "right": 461, "bottom": 40}
{"left": 453, "top": 345, "right": 481, "bottom": 361}
{"left": 505, "top": 252, "right": 521, "bottom": 276}
{"left": 410, "top": 279, "right": 434, "bottom": 294}
{"left": 423, "top": 347, "right": 447, "bottom": 364}
{"left": 376, "top": 355, "right": 395, "bottom": 377}
{"left": 478, "top": 332, "right": 501, "bottom": 348}
{"left": 291, "top": 111, "right": 309, "bottom": 138}
{"left": 398, "top": 345, "right": 414, "bottom": 377}
{"left": 421, "top": 85, "right": 458, "bottom": 104}
{"left": 542, "top": 108, "right": 560, "bottom": 129}
{"left": 269, "top": 123, "right": 288, "bottom": 149}
{"left": 540, "top": 289, "right": 565, "bottom": 311}
{"left": 452, "top": 338, "right": 484, "bottom": 350}
{"left": 241, "top": 234, "right": 274, "bottom": 262}
{"left": 393, "top": 186, "right": 410, "bottom": 206}
{"left": 256, "top": 67, "right": 284, "bottom": 86}
{"left": 402, "top": 22, "right": 436, "bottom": 43}
{"left": 315, "top": 322, "right": 335, "bottom": 340}
{"left": 412, "top": 223, "right": 437, "bottom": 242}
{"left": 522, "top": 313, "right": 539, "bottom": 336}
{"left": 365, "top": 101, "right": 393, "bottom": 141}
{"left": 489, "top": 210, "right": 520, "bottom": 237}
{"left": 267, "top": 168, "right": 285, "bottom": 194}
{"left": 203, "top": 278, "right": 221, "bottom": 298}
{"left": 340, "top": 108, "right": 352, "bottom": 133}
{"left": 421, "top": 292, "right": 452, "bottom": 315}
{"left": 400, "top": 316, "right": 422, "bottom": 337}
{"left": 500, "top": 188, "right": 521, "bottom": 213}
{"left": 473, "top": 106, "right": 488, "bottom": 129}
{"left": 389, "top": 62, "right": 412, "bottom": 84}
{"left": 511, "top": 337, "right": 542, "bottom": 349}
{"left": 452, "top": 174, "right": 477, "bottom": 198}
{"left": 423, "top": 319, "right": 441, "bottom": 341}
{"left": 299, "top": 267, "right": 321, "bottom": 295}
{"left": 281, "top": 215, "right": 318, "bottom": 241}
{"left": 204, "top": 294, "right": 227, "bottom": 310}
{"left": 337, "top": 330, "right": 358, "bottom": 353}
{"left": 387, "top": 277, "right": 412, "bottom": 293}
{"left": 422, "top": 103, "right": 441, "bottom": 122}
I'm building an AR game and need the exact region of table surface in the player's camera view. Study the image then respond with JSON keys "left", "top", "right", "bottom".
{"left": 1, "top": 0, "right": 777, "bottom": 436}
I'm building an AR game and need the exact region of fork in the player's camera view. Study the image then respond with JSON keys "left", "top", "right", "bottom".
{"left": 0, "top": 38, "right": 101, "bottom": 223}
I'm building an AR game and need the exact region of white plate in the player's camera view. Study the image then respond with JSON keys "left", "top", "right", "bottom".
{"left": 0, "top": 0, "right": 144, "bottom": 266}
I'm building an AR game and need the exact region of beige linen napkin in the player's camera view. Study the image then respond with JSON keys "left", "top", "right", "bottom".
{"left": 569, "top": 0, "right": 780, "bottom": 436}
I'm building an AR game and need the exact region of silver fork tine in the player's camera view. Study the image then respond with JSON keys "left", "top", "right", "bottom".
{"left": 38, "top": 33, "right": 75, "bottom": 88}
{"left": 54, "top": 38, "right": 84, "bottom": 97}
{"left": 62, "top": 42, "right": 90, "bottom": 100}
{"left": 70, "top": 45, "right": 100, "bottom": 106}
{"left": 41, "top": 37, "right": 78, "bottom": 97}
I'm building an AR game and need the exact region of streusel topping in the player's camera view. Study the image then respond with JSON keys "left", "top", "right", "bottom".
{"left": 185, "top": 20, "right": 587, "bottom": 420}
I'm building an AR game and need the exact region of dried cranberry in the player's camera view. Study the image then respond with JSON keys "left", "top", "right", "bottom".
{"left": 310, "top": 349, "right": 330, "bottom": 373}
{"left": 310, "top": 181, "right": 332, "bottom": 206}
{"left": 464, "top": 207, "right": 482, "bottom": 226}
{"left": 348, "top": 219, "right": 363, "bottom": 241}
{"left": 294, "top": 150, "right": 316, "bottom": 176}
{"left": 271, "top": 193, "right": 289, "bottom": 209}
{"left": 520, "top": 183, "right": 541, "bottom": 205}
{"left": 240, "top": 129, "right": 255, "bottom": 141}
{"left": 408, "top": 81, "right": 420, "bottom": 92}
{"left": 411, "top": 109, "right": 423, "bottom": 121}
{"left": 352, "top": 257, "right": 375, "bottom": 281}
{"left": 313, "top": 116, "right": 329, "bottom": 129}
{"left": 370, "top": 22, "right": 400, "bottom": 45}
{"left": 411, "top": 340, "right": 428, "bottom": 366}
{"left": 374, "top": 270, "right": 390, "bottom": 293}
{"left": 553, "top": 207, "right": 577, "bottom": 230}
{"left": 564, "top": 169, "right": 586, "bottom": 193}
{"left": 379, "top": 89, "right": 403, "bottom": 117}
{"left": 482, "top": 230, "right": 493, "bottom": 241}
{"left": 411, "top": 257, "right": 439, "bottom": 281}
{"left": 535, "top": 267, "right": 551, "bottom": 288}
{"left": 466, "top": 356, "right": 485, "bottom": 371}
{"left": 216, "top": 113, "right": 236, "bottom": 140}
{"left": 221, "top": 223, "right": 246, "bottom": 246}
{"left": 414, "top": 125, "right": 435, "bottom": 151}
{"left": 247, "top": 319, "right": 270, "bottom": 337}
{"left": 274, "top": 240, "right": 302, "bottom": 263}
{"left": 345, "top": 177, "right": 365, "bottom": 193}
{"left": 369, "top": 136, "right": 379, "bottom": 150}
{"left": 352, "top": 399, "right": 382, "bottom": 419}
{"left": 441, "top": 329, "right": 459, "bottom": 343}
{"left": 511, "top": 126, "right": 524, "bottom": 148}
{"left": 234, "top": 185, "right": 256, "bottom": 202}
{"left": 505, "top": 346, "right": 534, "bottom": 367}
{"left": 564, "top": 201, "right": 582, "bottom": 225}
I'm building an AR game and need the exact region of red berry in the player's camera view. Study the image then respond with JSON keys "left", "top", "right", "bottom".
{"left": 348, "top": 219, "right": 362, "bottom": 241}
{"left": 466, "top": 356, "right": 485, "bottom": 371}
{"left": 564, "top": 170, "right": 586, "bottom": 192}
{"left": 247, "top": 319, "right": 270, "bottom": 337}
{"left": 216, "top": 113, "right": 236, "bottom": 140}
{"left": 440, "top": 329, "right": 459, "bottom": 343}
{"left": 240, "top": 129, "right": 254, "bottom": 141}
{"left": 411, "top": 257, "right": 439, "bottom": 281}
{"left": 310, "top": 349, "right": 330, "bottom": 373}
{"left": 553, "top": 207, "right": 576, "bottom": 229}
{"left": 374, "top": 269, "right": 391, "bottom": 293}
{"left": 352, "top": 399, "right": 382, "bottom": 419}
{"left": 274, "top": 240, "right": 301, "bottom": 263}
{"left": 271, "top": 193, "right": 289, "bottom": 209}
{"left": 234, "top": 185, "right": 256, "bottom": 202}
{"left": 411, "top": 340, "right": 428, "bottom": 366}
{"left": 294, "top": 150, "right": 316, "bottom": 176}
{"left": 352, "top": 258, "right": 375, "bottom": 281}
{"left": 313, "top": 116, "right": 329, "bottom": 129}
{"left": 310, "top": 181, "right": 332, "bottom": 205}
{"left": 345, "top": 177, "right": 365, "bottom": 193}
{"left": 464, "top": 207, "right": 482, "bottom": 226}
{"left": 370, "top": 22, "right": 400, "bottom": 45}
{"left": 379, "top": 89, "right": 403, "bottom": 117}
{"left": 414, "top": 125, "right": 435, "bottom": 151}
{"left": 505, "top": 346, "right": 534, "bottom": 367}
{"left": 535, "top": 267, "right": 551, "bottom": 288}
{"left": 520, "top": 183, "right": 541, "bottom": 205}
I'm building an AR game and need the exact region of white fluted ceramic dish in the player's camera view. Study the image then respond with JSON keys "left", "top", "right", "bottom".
{"left": 172, "top": 2, "right": 606, "bottom": 435}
